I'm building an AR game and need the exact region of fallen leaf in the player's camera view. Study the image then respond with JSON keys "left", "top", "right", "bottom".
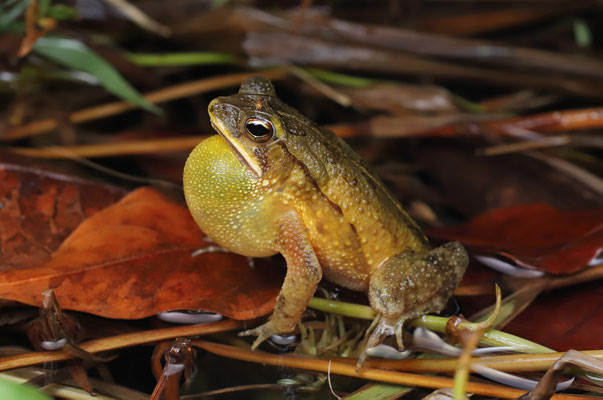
{"left": 0, "top": 155, "right": 124, "bottom": 271}
{"left": 0, "top": 187, "right": 281, "bottom": 320}
{"left": 413, "top": 145, "right": 602, "bottom": 217}
{"left": 517, "top": 349, "right": 603, "bottom": 399}
{"left": 340, "top": 83, "right": 457, "bottom": 114}
{"left": 505, "top": 281, "right": 603, "bottom": 350}
{"left": 428, "top": 203, "right": 603, "bottom": 274}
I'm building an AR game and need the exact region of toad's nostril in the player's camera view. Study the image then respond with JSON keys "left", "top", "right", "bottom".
{"left": 208, "top": 98, "right": 223, "bottom": 115}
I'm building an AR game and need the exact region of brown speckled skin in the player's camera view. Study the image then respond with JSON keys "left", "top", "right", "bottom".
{"left": 183, "top": 77, "right": 468, "bottom": 356}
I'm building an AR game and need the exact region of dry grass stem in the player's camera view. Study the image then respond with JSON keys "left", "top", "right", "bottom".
{"left": 10, "top": 136, "right": 207, "bottom": 158}
{"left": 0, "top": 320, "right": 243, "bottom": 372}
{"left": 3, "top": 70, "right": 287, "bottom": 140}
{"left": 193, "top": 340, "right": 593, "bottom": 400}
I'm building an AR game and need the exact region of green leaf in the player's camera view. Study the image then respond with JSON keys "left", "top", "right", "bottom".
{"left": 573, "top": 19, "right": 592, "bottom": 48}
{"left": 125, "top": 51, "right": 235, "bottom": 67}
{"left": 47, "top": 4, "right": 78, "bottom": 20}
{"left": 211, "top": 0, "right": 230, "bottom": 9}
{"left": 0, "top": 378, "right": 51, "bottom": 400}
{"left": 305, "top": 68, "right": 377, "bottom": 88}
{"left": 33, "top": 36, "right": 161, "bottom": 114}
{"left": 0, "top": 0, "right": 29, "bottom": 29}
{"left": 344, "top": 383, "right": 411, "bottom": 399}
{"left": 39, "top": 0, "right": 51, "bottom": 15}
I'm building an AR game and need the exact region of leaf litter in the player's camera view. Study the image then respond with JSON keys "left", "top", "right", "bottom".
{"left": 0, "top": 1, "right": 602, "bottom": 399}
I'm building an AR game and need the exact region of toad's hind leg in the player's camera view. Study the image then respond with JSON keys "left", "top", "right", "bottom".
{"left": 360, "top": 241, "right": 468, "bottom": 366}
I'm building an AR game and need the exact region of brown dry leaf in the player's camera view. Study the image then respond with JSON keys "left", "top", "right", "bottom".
{"left": 518, "top": 350, "right": 603, "bottom": 400}
{"left": 414, "top": 145, "right": 601, "bottom": 217}
{"left": 340, "top": 83, "right": 457, "bottom": 115}
{"left": 18, "top": 0, "right": 57, "bottom": 58}
{"left": 504, "top": 281, "right": 603, "bottom": 350}
{"left": 0, "top": 154, "right": 125, "bottom": 271}
{"left": 429, "top": 203, "right": 603, "bottom": 274}
{"left": 0, "top": 187, "right": 282, "bottom": 320}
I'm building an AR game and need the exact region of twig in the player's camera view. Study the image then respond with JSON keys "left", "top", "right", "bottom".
{"left": 2, "top": 69, "right": 287, "bottom": 140}
{"left": 102, "top": 0, "right": 171, "bottom": 37}
{"left": 481, "top": 136, "right": 569, "bottom": 156}
{"left": 327, "top": 359, "right": 342, "bottom": 399}
{"left": 482, "top": 134, "right": 603, "bottom": 155}
{"left": 522, "top": 350, "right": 603, "bottom": 400}
{"left": 7, "top": 142, "right": 182, "bottom": 189}
{"left": 287, "top": 65, "right": 352, "bottom": 107}
{"left": 326, "top": 350, "right": 603, "bottom": 374}
{"left": 482, "top": 107, "right": 603, "bottom": 135}
{"left": 6, "top": 126, "right": 356, "bottom": 158}
{"left": 243, "top": 7, "right": 603, "bottom": 79}
{"left": 453, "top": 286, "right": 501, "bottom": 400}
{"left": 0, "top": 320, "right": 243, "bottom": 372}
{"left": 1, "top": 319, "right": 600, "bottom": 392}
{"left": 180, "top": 384, "right": 317, "bottom": 399}
{"left": 9, "top": 136, "right": 207, "bottom": 158}
{"left": 527, "top": 150, "right": 603, "bottom": 196}
{"left": 6, "top": 124, "right": 363, "bottom": 159}
{"left": 308, "top": 298, "right": 553, "bottom": 353}
{"left": 192, "top": 340, "right": 592, "bottom": 400}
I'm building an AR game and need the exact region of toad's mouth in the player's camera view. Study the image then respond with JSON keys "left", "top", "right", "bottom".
{"left": 210, "top": 119, "right": 262, "bottom": 177}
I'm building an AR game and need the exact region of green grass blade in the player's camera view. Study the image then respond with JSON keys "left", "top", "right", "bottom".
{"left": 573, "top": 19, "right": 592, "bottom": 48}
{"left": 125, "top": 51, "right": 235, "bottom": 67}
{"left": 0, "top": 378, "right": 50, "bottom": 400}
{"left": 345, "top": 383, "right": 412, "bottom": 399}
{"left": 33, "top": 36, "right": 161, "bottom": 114}
{"left": 0, "top": 0, "right": 29, "bottom": 29}
{"left": 305, "top": 68, "right": 377, "bottom": 88}
{"left": 47, "top": 4, "right": 78, "bottom": 20}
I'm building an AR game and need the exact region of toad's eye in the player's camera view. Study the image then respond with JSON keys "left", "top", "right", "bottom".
{"left": 244, "top": 118, "right": 273, "bottom": 142}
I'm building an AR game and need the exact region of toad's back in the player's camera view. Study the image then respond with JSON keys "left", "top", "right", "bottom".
{"left": 274, "top": 107, "right": 430, "bottom": 291}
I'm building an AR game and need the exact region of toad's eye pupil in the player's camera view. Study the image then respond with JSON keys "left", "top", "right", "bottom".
{"left": 245, "top": 118, "right": 273, "bottom": 140}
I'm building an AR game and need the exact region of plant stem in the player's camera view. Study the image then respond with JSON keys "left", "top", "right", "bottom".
{"left": 125, "top": 51, "right": 236, "bottom": 67}
{"left": 3, "top": 69, "right": 287, "bottom": 140}
{"left": 308, "top": 297, "right": 554, "bottom": 353}
{"left": 0, "top": 320, "right": 243, "bottom": 372}
{"left": 309, "top": 297, "right": 375, "bottom": 320}
{"left": 193, "top": 340, "right": 590, "bottom": 400}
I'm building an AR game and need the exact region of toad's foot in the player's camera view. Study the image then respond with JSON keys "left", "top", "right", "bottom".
{"left": 356, "top": 314, "right": 406, "bottom": 370}
{"left": 239, "top": 320, "right": 280, "bottom": 350}
{"left": 358, "top": 242, "right": 468, "bottom": 369}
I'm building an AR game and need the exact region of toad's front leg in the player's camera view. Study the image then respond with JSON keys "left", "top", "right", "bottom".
{"left": 240, "top": 212, "right": 323, "bottom": 349}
